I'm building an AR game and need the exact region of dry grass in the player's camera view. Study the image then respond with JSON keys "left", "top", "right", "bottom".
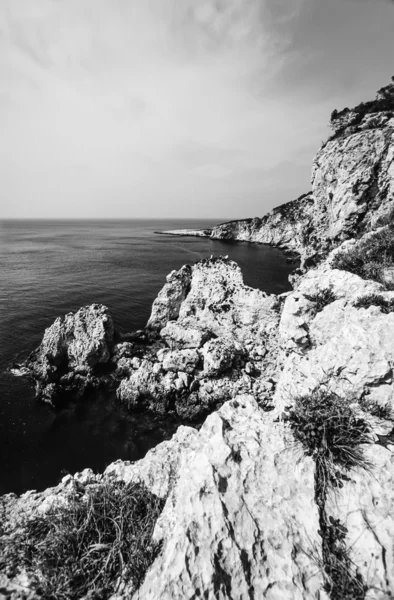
{"left": 354, "top": 293, "right": 394, "bottom": 314}
{"left": 0, "top": 479, "right": 164, "bottom": 599}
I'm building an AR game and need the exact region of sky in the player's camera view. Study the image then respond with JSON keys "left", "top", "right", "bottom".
{"left": 0, "top": 0, "right": 394, "bottom": 219}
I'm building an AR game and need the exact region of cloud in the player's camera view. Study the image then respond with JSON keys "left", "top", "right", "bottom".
{"left": 0, "top": 0, "right": 393, "bottom": 218}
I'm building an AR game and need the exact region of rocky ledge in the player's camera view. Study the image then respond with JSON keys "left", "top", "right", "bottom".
{"left": 3, "top": 79, "right": 394, "bottom": 599}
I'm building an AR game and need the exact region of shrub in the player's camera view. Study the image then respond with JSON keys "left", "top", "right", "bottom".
{"left": 330, "top": 79, "right": 394, "bottom": 137}
{"left": 304, "top": 289, "right": 336, "bottom": 314}
{"left": 331, "top": 225, "right": 394, "bottom": 290}
{"left": 354, "top": 293, "right": 394, "bottom": 314}
{"left": 0, "top": 479, "right": 164, "bottom": 599}
{"left": 287, "top": 389, "right": 371, "bottom": 600}
{"left": 287, "top": 389, "right": 371, "bottom": 476}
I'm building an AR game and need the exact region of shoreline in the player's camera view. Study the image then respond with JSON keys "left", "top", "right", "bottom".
{"left": 154, "top": 228, "right": 210, "bottom": 237}
{"left": 155, "top": 228, "right": 301, "bottom": 262}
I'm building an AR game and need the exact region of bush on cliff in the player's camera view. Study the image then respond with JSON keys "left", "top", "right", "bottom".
{"left": 287, "top": 389, "right": 371, "bottom": 600}
{"left": 0, "top": 479, "right": 164, "bottom": 599}
{"left": 330, "top": 79, "right": 394, "bottom": 136}
{"left": 287, "top": 388, "right": 371, "bottom": 477}
{"left": 331, "top": 225, "right": 394, "bottom": 290}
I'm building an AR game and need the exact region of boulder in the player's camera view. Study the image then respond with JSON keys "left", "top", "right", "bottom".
{"left": 201, "top": 338, "right": 238, "bottom": 377}
{"left": 26, "top": 304, "right": 115, "bottom": 404}
{"left": 162, "top": 349, "right": 200, "bottom": 374}
{"left": 111, "top": 342, "right": 134, "bottom": 361}
{"left": 160, "top": 321, "right": 208, "bottom": 349}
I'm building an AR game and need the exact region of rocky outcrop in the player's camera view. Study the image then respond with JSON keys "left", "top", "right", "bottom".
{"left": 25, "top": 304, "right": 116, "bottom": 405}
{"left": 146, "top": 264, "right": 192, "bottom": 333}
{"left": 276, "top": 260, "right": 394, "bottom": 409}
{"left": 118, "top": 257, "right": 281, "bottom": 419}
{"left": 24, "top": 258, "right": 281, "bottom": 418}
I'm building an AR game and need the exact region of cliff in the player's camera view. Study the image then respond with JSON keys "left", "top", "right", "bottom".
{"left": 2, "top": 80, "right": 394, "bottom": 599}
{"left": 163, "top": 79, "right": 394, "bottom": 270}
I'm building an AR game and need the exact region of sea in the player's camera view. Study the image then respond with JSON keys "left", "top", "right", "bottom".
{"left": 0, "top": 219, "right": 296, "bottom": 495}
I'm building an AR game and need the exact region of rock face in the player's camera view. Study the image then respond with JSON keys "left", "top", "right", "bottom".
{"left": 5, "top": 78, "right": 394, "bottom": 599}
{"left": 113, "top": 395, "right": 323, "bottom": 600}
{"left": 25, "top": 304, "right": 115, "bottom": 405}
{"left": 161, "top": 193, "right": 315, "bottom": 256}
{"left": 276, "top": 263, "right": 394, "bottom": 408}
{"left": 118, "top": 257, "right": 281, "bottom": 419}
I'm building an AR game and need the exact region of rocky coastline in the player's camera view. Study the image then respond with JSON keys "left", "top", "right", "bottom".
{"left": 2, "top": 80, "right": 394, "bottom": 599}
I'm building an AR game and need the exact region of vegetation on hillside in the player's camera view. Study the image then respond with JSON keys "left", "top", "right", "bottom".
{"left": 354, "top": 293, "right": 394, "bottom": 314}
{"left": 287, "top": 389, "right": 371, "bottom": 599}
{"left": 330, "top": 77, "right": 394, "bottom": 137}
{"left": 331, "top": 224, "right": 394, "bottom": 290}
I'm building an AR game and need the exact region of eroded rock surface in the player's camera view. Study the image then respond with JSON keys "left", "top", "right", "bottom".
{"left": 25, "top": 304, "right": 115, "bottom": 405}
{"left": 118, "top": 257, "right": 281, "bottom": 419}
{"left": 0, "top": 397, "right": 324, "bottom": 600}
{"left": 276, "top": 261, "right": 394, "bottom": 409}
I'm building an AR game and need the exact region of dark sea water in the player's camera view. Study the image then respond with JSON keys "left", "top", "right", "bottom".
{"left": 0, "top": 219, "right": 295, "bottom": 495}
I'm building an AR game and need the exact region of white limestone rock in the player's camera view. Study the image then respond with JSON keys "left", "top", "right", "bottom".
{"left": 160, "top": 322, "right": 209, "bottom": 349}
{"left": 118, "top": 258, "right": 282, "bottom": 418}
{"left": 162, "top": 349, "right": 200, "bottom": 374}
{"left": 276, "top": 261, "right": 394, "bottom": 411}
{"left": 147, "top": 265, "right": 192, "bottom": 332}
{"left": 108, "top": 396, "right": 323, "bottom": 600}
{"left": 311, "top": 128, "right": 394, "bottom": 241}
{"left": 25, "top": 304, "right": 115, "bottom": 404}
{"left": 325, "top": 442, "right": 394, "bottom": 599}
{"left": 279, "top": 292, "right": 315, "bottom": 350}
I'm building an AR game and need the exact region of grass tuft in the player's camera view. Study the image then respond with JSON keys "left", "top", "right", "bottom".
{"left": 287, "top": 388, "right": 371, "bottom": 475}
{"left": 0, "top": 479, "right": 164, "bottom": 599}
{"left": 287, "top": 389, "right": 371, "bottom": 599}
{"left": 354, "top": 293, "right": 394, "bottom": 314}
{"left": 304, "top": 289, "right": 336, "bottom": 314}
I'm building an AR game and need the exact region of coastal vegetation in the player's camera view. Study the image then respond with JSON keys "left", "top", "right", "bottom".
{"left": 354, "top": 293, "right": 394, "bottom": 314}
{"left": 287, "top": 389, "right": 371, "bottom": 599}
{"left": 331, "top": 224, "right": 394, "bottom": 289}
{"left": 304, "top": 288, "right": 336, "bottom": 314}
{"left": 0, "top": 480, "right": 164, "bottom": 599}
{"left": 330, "top": 77, "right": 394, "bottom": 138}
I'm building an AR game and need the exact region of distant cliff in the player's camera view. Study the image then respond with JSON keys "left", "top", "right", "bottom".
{"left": 164, "top": 79, "right": 394, "bottom": 269}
